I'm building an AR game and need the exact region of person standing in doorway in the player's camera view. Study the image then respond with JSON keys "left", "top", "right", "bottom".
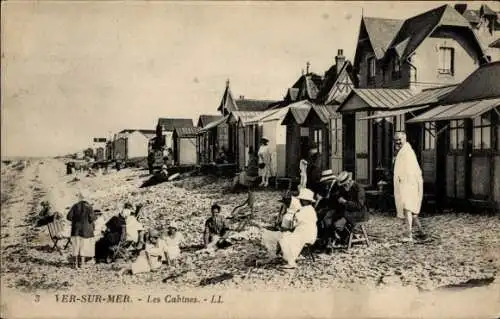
{"left": 306, "top": 143, "right": 323, "bottom": 196}
{"left": 258, "top": 137, "right": 272, "bottom": 187}
{"left": 393, "top": 132, "right": 427, "bottom": 242}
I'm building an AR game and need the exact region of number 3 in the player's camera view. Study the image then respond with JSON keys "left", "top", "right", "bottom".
{"left": 34, "top": 295, "right": 40, "bottom": 303}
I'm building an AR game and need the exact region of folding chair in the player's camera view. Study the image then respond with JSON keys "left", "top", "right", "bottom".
{"left": 47, "top": 219, "right": 71, "bottom": 255}
{"left": 345, "top": 222, "right": 370, "bottom": 250}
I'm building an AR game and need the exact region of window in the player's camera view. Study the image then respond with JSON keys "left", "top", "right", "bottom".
{"left": 449, "top": 120, "right": 465, "bottom": 150}
{"left": 438, "top": 47, "right": 455, "bottom": 75}
{"left": 331, "top": 118, "right": 342, "bottom": 154}
{"left": 392, "top": 58, "right": 401, "bottom": 79}
{"left": 218, "top": 125, "right": 229, "bottom": 150}
{"left": 423, "top": 122, "right": 436, "bottom": 150}
{"left": 473, "top": 113, "right": 491, "bottom": 150}
{"left": 313, "top": 129, "right": 323, "bottom": 154}
{"left": 367, "top": 56, "right": 376, "bottom": 84}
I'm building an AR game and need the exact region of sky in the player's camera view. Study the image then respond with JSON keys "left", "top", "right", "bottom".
{"left": 1, "top": 1, "right": 491, "bottom": 157}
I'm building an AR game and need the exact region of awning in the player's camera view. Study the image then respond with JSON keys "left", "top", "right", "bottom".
{"left": 407, "top": 97, "right": 500, "bottom": 123}
{"left": 198, "top": 115, "right": 228, "bottom": 132}
{"left": 358, "top": 105, "right": 431, "bottom": 121}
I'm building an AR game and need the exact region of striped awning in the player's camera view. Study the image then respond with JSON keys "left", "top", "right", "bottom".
{"left": 407, "top": 97, "right": 500, "bottom": 123}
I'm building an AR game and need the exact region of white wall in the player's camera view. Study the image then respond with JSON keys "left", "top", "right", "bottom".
{"left": 262, "top": 120, "right": 287, "bottom": 177}
{"left": 179, "top": 138, "right": 197, "bottom": 165}
{"left": 127, "top": 131, "right": 149, "bottom": 159}
{"left": 163, "top": 131, "right": 174, "bottom": 150}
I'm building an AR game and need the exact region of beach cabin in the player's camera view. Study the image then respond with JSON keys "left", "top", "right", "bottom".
{"left": 196, "top": 115, "right": 223, "bottom": 165}
{"left": 246, "top": 102, "right": 311, "bottom": 178}
{"left": 156, "top": 118, "right": 194, "bottom": 152}
{"left": 172, "top": 127, "right": 199, "bottom": 166}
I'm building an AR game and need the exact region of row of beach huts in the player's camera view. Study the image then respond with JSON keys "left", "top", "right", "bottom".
{"left": 93, "top": 4, "right": 500, "bottom": 211}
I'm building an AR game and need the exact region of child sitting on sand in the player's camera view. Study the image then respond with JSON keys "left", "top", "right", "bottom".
{"left": 162, "top": 221, "right": 184, "bottom": 266}
{"left": 202, "top": 203, "right": 232, "bottom": 250}
{"left": 118, "top": 229, "right": 166, "bottom": 276}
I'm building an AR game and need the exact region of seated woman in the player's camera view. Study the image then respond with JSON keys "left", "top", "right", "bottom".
{"left": 278, "top": 188, "right": 318, "bottom": 269}
{"left": 203, "top": 203, "right": 231, "bottom": 250}
{"left": 118, "top": 229, "right": 166, "bottom": 276}
{"left": 95, "top": 202, "right": 145, "bottom": 262}
{"left": 262, "top": 193, "right": 302, "bottom": 262}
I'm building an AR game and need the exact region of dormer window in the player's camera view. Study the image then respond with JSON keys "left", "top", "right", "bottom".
{"left": 367, "top": 56, "right": 376, "bottom": 84}
{"left": 438, "top": 47, "right": 455, "bottom": 75}
{"left": 392, "top": 57, "right": 401, "bottom": 79}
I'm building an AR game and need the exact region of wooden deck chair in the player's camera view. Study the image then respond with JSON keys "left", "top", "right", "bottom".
{"left": 47, "top": 219, "right": 71, "bottom": 255}
{"left": 345, "top": 222, "right": 370, "bottom": 250}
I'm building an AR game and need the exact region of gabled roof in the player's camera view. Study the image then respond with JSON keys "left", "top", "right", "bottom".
{"left": 157, "top": 118, "right": 194, "bottom": 131}
{"left": 174, "top": 127, "right": 200, "bottom": 138}
{"left": 197, "top": 115, "right": 223, "bottom": 128}
{"left": 438, "top": 61, "right": 500, "bottom": 104}
{"left": 389, "top": 5, "right": 474, "bottom": 60}
{"left": 217, "top": 81, "right": 279, "bottom": 113}
{"left": 316, "top": 60, "right": 355, "bottom": 105}
{"left": 362, "top": 17, "right": 405, "bottom": 60}
{"left": 217, "top": 84, "right": 238, "bottom": 114}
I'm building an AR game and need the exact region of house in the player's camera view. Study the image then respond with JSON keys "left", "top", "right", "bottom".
{"left": 113, "top": 129, "right": 156, "bottom": 161}
{"left": 157, "top": 118, "right": 194, "bottom": 151}
{"left": 407, "top": 61, "right": 500, "bottom": 210}
{"left": 246, "top": 101, "right": 311, "bottom": 177}
{"left": 337, "top": 4, "right": 488, "bottom": 187}
{"left": 276, "top": 64, "right": 324, "bottom": 109}
{"left": 458, "top": 3, "right": 500, "bottom": 62}
{"left": 172, "top": 127, "right": 199, "bottom": 166}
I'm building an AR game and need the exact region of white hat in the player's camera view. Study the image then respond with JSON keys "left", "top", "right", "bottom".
{"left": 169, "top": 221, "right": 179, "bottom": 229}
{"left": 320, "top": 169, "right": 336, "bottom": 183}
{"left": 297, "top": 188, "right": 315, "bottom": 202}
{"left": 337, "top": 171, "right": 353, "bottom": 186}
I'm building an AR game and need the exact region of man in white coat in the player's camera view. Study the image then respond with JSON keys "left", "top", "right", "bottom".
{"left": 393, "top": 132, "right": 427, "bottom": 242}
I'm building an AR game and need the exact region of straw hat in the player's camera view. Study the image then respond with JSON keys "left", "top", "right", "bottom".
{"left": 297, "top": 188, "right": 315, "bottom": 202}
{"left": 337, "top": 171, "right": 353, "bottom": 186}
{"left": 149, "top": 229, "right": 160, "bottom": 238}
{"left": 260, "top": 137, "right": 269, "bottom": 144}
{"left": 319, "top": 169, "right": 336, "bottom": 183}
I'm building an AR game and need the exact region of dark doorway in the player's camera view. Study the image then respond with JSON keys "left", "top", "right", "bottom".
{"left": 343, "top": 113, "right": 356, "bottom": 174}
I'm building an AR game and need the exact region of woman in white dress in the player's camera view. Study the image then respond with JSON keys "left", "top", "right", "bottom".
{"left": 278, "top": 188, "right": 318, "bottom": 269}
{"left": 257, "top": 138, "right": 272, "bottom": 187}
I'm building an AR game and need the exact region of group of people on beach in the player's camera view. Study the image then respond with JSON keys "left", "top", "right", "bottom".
{"left": 42, "top": 131, "right": 426, "bottom": 273}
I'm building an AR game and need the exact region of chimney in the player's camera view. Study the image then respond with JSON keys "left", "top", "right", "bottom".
{"left": 239, "top": 95, "right": 244, "bottom": 100}
{"left": 335, "top": 49, "right": 345, "bottom": 76}
{"left": 454, "top": 4, "right": 467, "bottom": 15}
{"left": 225, "top": 78, "right": 230, "bottom": 88}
